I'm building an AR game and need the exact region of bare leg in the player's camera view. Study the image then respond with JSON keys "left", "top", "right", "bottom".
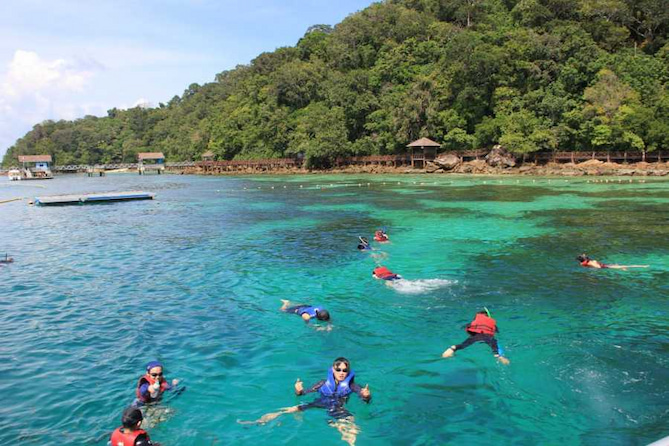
{"left": 280, "top": 300, "right": 292, "bottom": 311}
{"left": 237, "top": 406, "right": 300, "bottom": 425}
{"left": 607, "top": 264, "right": 649, "bottom": 270}
{"left": 330, "top": 417, "right": 360, "bottom": 446}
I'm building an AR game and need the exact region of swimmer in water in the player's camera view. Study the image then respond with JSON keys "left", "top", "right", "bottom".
{"left": 576, "top": 254, "right": 649, "bottom": 271}
{"left": 0, "top": 253, "right": 13, "bottom": 264}
{"left": 357, "top": 236, "right": 371, "bottom": 251}
{"left": 373, "top": 229, "right": 389, "bottom": 242}
{"left": 110, "top": 406, "right": 160, "bottom": 446}
{"left": 239, "top": 357, "right": 370, "bottom": 446}
{"left": 133, "top": 361, "right": 180, "bottom": 408}
{"left": 372, "top": 266, "right": 401, "bottom": 281}
{"left": 442, "top": 308, "right": 510, "bottom": 365}
{"left": 280, "top": 300, "right": 332, "bottom": 331}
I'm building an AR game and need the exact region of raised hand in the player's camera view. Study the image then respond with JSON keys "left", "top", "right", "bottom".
{"left": 360, "top": 384, "right": 370, "bottom": 398}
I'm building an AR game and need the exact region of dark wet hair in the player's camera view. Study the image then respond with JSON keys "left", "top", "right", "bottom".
{"left": 333, "top": 357, "right": 350, "bottom": 369}
{"left": 121, "top": 407, "right": 143, "bottom": 428}
{"left": 316, "top": 309, "right": 330, "bottom": 321}
{"left": 576, "top": 254, "right": 589, "bottom": 262}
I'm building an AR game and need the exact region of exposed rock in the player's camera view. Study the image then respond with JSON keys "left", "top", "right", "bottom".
{"left": 578, "top": 159, "right": 604, "bottom": 167}
{"left": 561, "top": 170, "right": 584, "bottom": 176}
{"left": 485, "top": 145, "right": 516, "bottom": 168}
{"left": 433, "top": 153, "right": 461, "bottom": 171}
{"left": 425, "top": 161, "right": 441, "bottom": 173}
{"left": 650, "top": 170, "right": 668, "bottom": 176}
{"left": 619, "top": 169, "right": 636, "bottom": 176}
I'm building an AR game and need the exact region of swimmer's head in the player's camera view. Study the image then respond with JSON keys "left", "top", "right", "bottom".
{"left": 332, "top": 357, "right": 350, "bottom": 379}
{"left": 145, "top": 361, "right": 163, "bottom": 372}
{"left": 121, "top": 407, "right": 143, "bottom": 429}
{"left": 576, "top": 254, "right": 589, "bottom": 262}
{"left": 316, "top": 309, "right": 330, "bottom": 321}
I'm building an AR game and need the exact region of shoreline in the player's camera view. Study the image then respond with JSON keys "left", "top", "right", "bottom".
{"left": 183, "top": 159, "right": 669, "bottom": 177}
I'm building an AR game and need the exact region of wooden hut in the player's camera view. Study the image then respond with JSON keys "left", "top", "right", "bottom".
{"left": 407, "top": 138, "right": 441, "bottom": 168}
{"left": 201, "top": 150, "right": 215, "bottom": 162}
{"left": 17, "top": 155, "right": 53, "bottom": 179}
{"left": 138, "top": 152, "right": 165, "bottom": 175}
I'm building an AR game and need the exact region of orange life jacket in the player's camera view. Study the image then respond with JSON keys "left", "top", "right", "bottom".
{"left": 467, "top": 314, "right": 496, "bottom": 336}
{"left": 373, "top": 266, "right": 395, "bottom": 279}
{"left": 136, "top": 373, "right": 169, "bottom": 403}
{"left": 110, "top": 427, "right": 148, "bottom": 446}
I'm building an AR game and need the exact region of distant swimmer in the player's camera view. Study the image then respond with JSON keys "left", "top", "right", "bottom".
{"left": 373, "top": 229, "right": 389, "bottom": 242}
{"left": 357, "top": 236, "right": 371, "bottom": 251}
{"left": 0, "top": 253, "right": 13, "bottom": 264}
{"left": 281, "top": 300, "right": 331, "bottom": 330}
{"left": 442, "top": 308, "right": 510, "bottom": 365}
{"left": 133, "top": 361, "right": 180, "bottom": 407}
{"left": 110, "top": 406, "right": 159, "bottom": 446}
{"left": 372, "top": 266, "right": 401, "bottom": 281}
{"left": 239, "top": 357, "right": 371, "bottom": 445}
{"left": 577, "top": 254, "right": 649, "bottom": 271}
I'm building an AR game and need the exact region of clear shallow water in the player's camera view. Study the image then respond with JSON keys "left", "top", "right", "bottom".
{"left": 0, "top": 173, "right": 668, "bottom": 446}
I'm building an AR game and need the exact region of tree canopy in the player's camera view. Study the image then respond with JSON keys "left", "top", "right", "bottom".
{"left": 4, "top": 0, "right": 669, "bottom": 167}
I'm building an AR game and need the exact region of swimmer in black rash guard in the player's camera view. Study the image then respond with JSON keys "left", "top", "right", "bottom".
{"left": 238, "top": 358, "right": 371, "bottom": 445}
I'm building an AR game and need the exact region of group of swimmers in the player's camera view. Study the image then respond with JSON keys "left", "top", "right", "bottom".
{"left": 107, "top": 244, "right": 648, "bottom": 446}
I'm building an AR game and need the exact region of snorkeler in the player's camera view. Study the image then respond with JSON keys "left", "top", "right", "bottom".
{"left": 133, "top": 361, "right": 180, "bottom": 407}
{"left": 357, "top": 236, "right": 371, "bottom": 251}
{"left": 280, "top": 300, "right": 331, "bottom": 329}
{"left": 110, "top": 406, "right": 159, "bottom": 446}
{"left": 0, "top": 253, "right": 13, "bottom": 264}
{"left": 576, "top": 254, "right": 649, "bottom": 271}
{"left": 373, "top": 229, "right": 389, "bottom": 242}
{"left": 239, "top": 358, "right": 370, "bottom": 445}
{"left": 372, "top": 266, "right": 401, "bottom": 281}
{"left": 442, "top": 308, "right": 510, "bottom": 365}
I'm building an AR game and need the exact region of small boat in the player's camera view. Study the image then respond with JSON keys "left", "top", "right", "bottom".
{"left": 8, "top": 169, "right": 21, "bottom": 181}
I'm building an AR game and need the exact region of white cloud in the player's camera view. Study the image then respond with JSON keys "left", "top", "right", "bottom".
{"left": 0, "top": 50, "right": 104, "bottom": 157}
{"left": 2, "top": 50, "right": 96, "bottom": 97}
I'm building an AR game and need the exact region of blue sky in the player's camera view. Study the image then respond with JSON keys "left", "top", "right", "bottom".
{"left": 0, "top": 0, "right": 376, "bottom": 159}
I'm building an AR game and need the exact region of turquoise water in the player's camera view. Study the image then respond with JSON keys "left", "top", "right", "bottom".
{"left": 0, "top": 174, "right": 667, "bottom": 445}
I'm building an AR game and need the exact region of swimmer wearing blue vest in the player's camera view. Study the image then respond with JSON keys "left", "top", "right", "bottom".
{"left": 239, "top": 357, "right": 371, "bottom": 444}
{"left": 280, "top": 300, "right": 331, "bottom": 332}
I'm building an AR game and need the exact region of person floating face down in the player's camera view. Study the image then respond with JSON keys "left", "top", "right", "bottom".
{"left": 374, "top": 229, "right": 389, "bottom": 242}
{"left": 280, "top": 300, "right": 330, "bottom": 323}
{"left": 110, "top": 406, "right": 157, "bottom": 446}
{"left": 576, "top": 253, "right": 649, "bottom": 270}
{"left": 357, "top": 236, "right": 371, "bottom": 251}
{"left": 442, "top": 309, "right": 510, "bottom": 365}
{"left": 133, "top": 361, "right": 179, "bottom": 407}
{"left": 372, "top": 266, "right": 401, "bottom": 281}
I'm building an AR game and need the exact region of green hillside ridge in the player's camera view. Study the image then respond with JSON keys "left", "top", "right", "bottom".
{"left": 4, "top": 0, "right": 669, "bottom": 168}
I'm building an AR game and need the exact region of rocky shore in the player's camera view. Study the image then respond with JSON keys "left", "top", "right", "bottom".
{"left": 189, "top": 147, "right": 669, "bottom": 177}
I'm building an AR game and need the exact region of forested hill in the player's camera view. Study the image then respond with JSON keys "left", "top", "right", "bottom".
{"left": 4, "top": 0, "right": 669, "bottom": 168}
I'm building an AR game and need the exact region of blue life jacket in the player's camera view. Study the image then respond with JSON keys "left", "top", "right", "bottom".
{"left": 319, "top": 368, "right": 355, "bottom": 398}
{"left": 297, "top": 306, "right": 322, "bottom": 318}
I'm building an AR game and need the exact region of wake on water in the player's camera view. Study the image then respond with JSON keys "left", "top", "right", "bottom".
{"left": 387, "top": 278, "right": 456, "bottom": 294}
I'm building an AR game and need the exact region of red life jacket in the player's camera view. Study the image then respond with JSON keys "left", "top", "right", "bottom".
{"left": 374, "top": 231, "right": 388, "bottom": 242}
{"left": 110, "top": 427, "right": 148, "bottom": 446}
{"left": 373, "top": 266, "right": 395, "bottom": 279}
{"left": 580, "top": 260, "right": 590, "bottom": 267}
{"left": 467, "top": 314, "right": 496, "bottom": 336}
{"left": 136, "top": 373, "right": 169, "bottom": 403}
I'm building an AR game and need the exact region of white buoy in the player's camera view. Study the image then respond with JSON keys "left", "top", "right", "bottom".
{"left": 283, "top": 186, "right": 287, "bottom": 188}
{"left": 271, "top": 186, "right": 274, "bottom": 189}
{"left": 300, "top": 185, "right": 303, "bottom": 188}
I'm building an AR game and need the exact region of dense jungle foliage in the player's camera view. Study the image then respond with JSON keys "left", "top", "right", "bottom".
{"left": 4, "top": 0, "right": 669, "bottom": 167}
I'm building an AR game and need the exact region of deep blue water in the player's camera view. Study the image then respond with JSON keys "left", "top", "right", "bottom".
{"left": 0, "top": 173, "right": 667, "bottom": 445}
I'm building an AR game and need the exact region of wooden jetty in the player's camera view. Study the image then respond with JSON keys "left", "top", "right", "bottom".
{"left": 32, "top": 191, "right": 155, "bottom": 206}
